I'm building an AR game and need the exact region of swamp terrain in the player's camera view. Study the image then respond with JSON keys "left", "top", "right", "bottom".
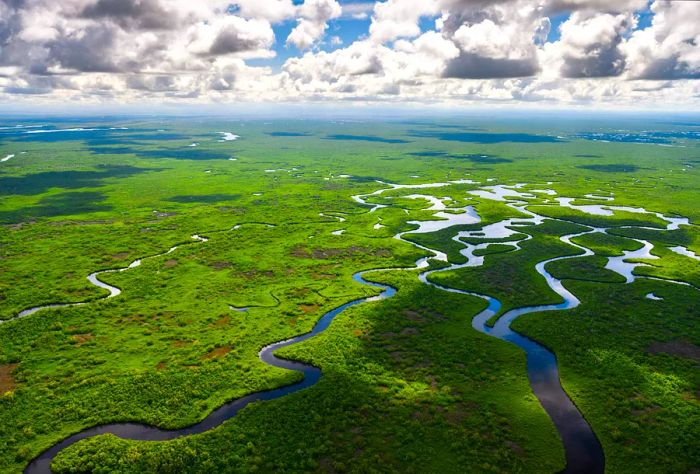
{"left": 0, "top": 114, "right": 698, "bottom": 473}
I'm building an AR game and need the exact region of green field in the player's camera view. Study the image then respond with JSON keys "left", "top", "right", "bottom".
{"left": 0, "top": 115, "right": 698, "bottom": 473}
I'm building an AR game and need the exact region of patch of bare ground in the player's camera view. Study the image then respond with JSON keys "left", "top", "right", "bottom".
{"left": 505, "top": 440, "right": 525, "bottom": 457}
{"left": 7, "top": 221, "right": 35, "bottom": 230}
{"left": 648, "top": 339, "right": 700, "bottom": 364}
{"left": 631, "top": 405, "right": 661, "bottom": 417}
{"left": 0, "top": 364, "right": 18, "bottom": 392}
{"left": 217, "top": 206, "right": 245, "bottom": 214}
{"left": 312, "top": 273, "right": 336, "bottom": 279}
{"left": 412, "top": 404, "right": 445, "bottom": 422}
{"left": 241, "top": 269, "right": 274, "bottom": 280}
{"left": 119, "top": 314, "right": 147, "bottom": 323}
{"left": 317, "top": 457, "right": 336, "bottom": 473}
{"left": 287, "top": 287, "right": 312, "bottom": 297}
{"left": 48, "top": 220, "right": 112, "bottom": 226}
{"left": 445, "top": 401, "right": 479, "bottom": 426}
{"left": 202, "top": 346, "right": 232, "bottom": 360}
{"left": 402, "top": 309, "right": 426, "bottom": 324}
{"left": 210, "top": 315, "right": 230, "bottom": 327}
{"left": 164, "top": 259, "right": 178, "bottom": 268}
{"left": 290, "top": 245, "right": 391, "bottom": 259}
{"left": 70, "top": 333, "right": 93, "bottom": 346}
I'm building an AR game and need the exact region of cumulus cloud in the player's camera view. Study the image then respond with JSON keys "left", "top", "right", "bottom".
{"left": 340, "top": 2, "right": 375, "bottom": 20}
{"left": 126, "top": 74, "right": 177, "bottom": 91}
{"left": 439, "top": 0, "right": 544, "bottom": 78}
{"left": 281, "top": 31, "right": 460, "bottom": 99}
{"left": 0, "top": 0, "right": 698, "bottom": 108}
{"left": 47, "top": 26, "right": 125, "bottom": 73}
{"left": 79, "top": 0, "right": 179, "bottom": 30}
{"left": 369, "top": 0, "right": 439, "bottom": 43}
{"left": 286, "top": 0, "right": 342, "bottom": 50}
{"left": 188, "top": 16, "right": 274, "bottom": 57}
{"left": 544, "top": 0, "right": 647, "bottom": 15}
{"left": 546, "top": 12, "right": 633, "bottom": 78}
{"left": 444, "top": 54, "right": 539, "bottom": 79}
{"left": 366, "top": 0, "right": 545, "bottom": 79}
{"left": 623, "top": 0, "right": 700, "bottom": 80}
{"left": 233, "top": 0, "right": 297, "bottom": 23}
{"left": 0, "top": 0, "right": 278, "bottom": 94}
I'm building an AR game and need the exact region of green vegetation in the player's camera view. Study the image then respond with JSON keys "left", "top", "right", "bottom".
{"left": 0, "top": 116, "right": 698, "bottom": 473}
{"left": 513, "top": 279, "right": 700, "bottom": 473}
{"left": 571, "top": 232, "right": 644, "bottom": 256}
{"left": 53, "top": 273, "right": 564, "bottom": 473}
{"left": 429, "top": 219, "right": 588, "bottom": 321}
{"left": 546, "top": 256, "right": 627, "bottom": 284}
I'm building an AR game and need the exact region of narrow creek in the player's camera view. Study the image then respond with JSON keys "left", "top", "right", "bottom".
{"left": 6, "top": 235, "right": 209, "bottom": 326}
{"left": 25, "top": 272, "right": 396, "bottom": 474}
{"left": 17, "top": 181, "right": 695, "bottom": 473}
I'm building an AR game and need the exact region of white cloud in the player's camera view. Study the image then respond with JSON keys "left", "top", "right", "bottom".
{"left": 453, "top": 19, "right": 523, "bottom": 59}
{"left": 234, "top": 0, "right": 297, "bottom": 23}
{"left": 287, "top": 0, "right": 342, "bottom": 49}
{"left": 186, "top": 16, "right": 275, "bottom": 58}
{"left": 340, "top": 2, "right": 375, "bottom": 20}
{"left": 545, "top": 0, "right": 648, "bottom": 15}
{"left": 369, "top": 0, "right": 439, "bottom": 43}
{"left": 622, "top": 0, "right": 700, "bottom": 79}
{"left": 542, "top": 11, "right": 633, "bottom": 78}
{"left": 0, "top": 0, "right": 698, "bottom": 109}
{"left": 439, "top": 0, "right": 544, "bottom": 78}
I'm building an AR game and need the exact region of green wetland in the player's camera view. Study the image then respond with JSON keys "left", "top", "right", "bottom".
{"left": 0, "top": 115, "right": 698, "bottom": 473}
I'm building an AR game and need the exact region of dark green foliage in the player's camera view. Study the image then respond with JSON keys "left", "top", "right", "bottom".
{"left": 90, "top": 147, "right": 232, "bottom": 160}
{"left": 577, "top": 164, "right": 639, "bottom": 173}
{"left": 0, "top": 166, "right": 157, "bottom": 196}
{"left": 166, "top": 194, "right": 240, "bottom": 203}
{"left": 514, "top": 279, "right": 700, "bottom": 473}
{"left": 323, "top": 134, "right": 410, "bottom": 144}
{"left": 408, "top": 131, "right": 562, "bottom": 143}
{"left": 0, "top": 191, "right": 112, "bottom": 223}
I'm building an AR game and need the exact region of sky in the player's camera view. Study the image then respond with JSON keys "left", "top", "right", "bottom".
{"left": 0, "top": 0, "right": 699, "bottom": 111}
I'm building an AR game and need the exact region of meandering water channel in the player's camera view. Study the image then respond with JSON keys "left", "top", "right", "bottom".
{"left": 15, "top": 181, "right": 696, "bottom": 473}
{"left": 5, "top": 235, "right": 209, "bottom": 327}
{"left": 24, "top": 271, "right": 396, "bottom": 474}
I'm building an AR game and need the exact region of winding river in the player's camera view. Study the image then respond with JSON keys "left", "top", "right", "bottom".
{"left": 406, "top": 196, "right": 605, "bottom": 473}
{"left": 468, "top": 228, "right": 605, "bottom": 474}
{"left": 25, "top": 271, "right": 396, "bottom": 474}
{"left": 14, "top": 181, "right": 696, "bottom": 473}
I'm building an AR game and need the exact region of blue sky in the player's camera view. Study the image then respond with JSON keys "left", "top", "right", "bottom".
{"left": 256, "top": 0, "right": 657, "bottom": 71}
{"left": 252, "top": 0, "right": 374, "bottom": 70}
